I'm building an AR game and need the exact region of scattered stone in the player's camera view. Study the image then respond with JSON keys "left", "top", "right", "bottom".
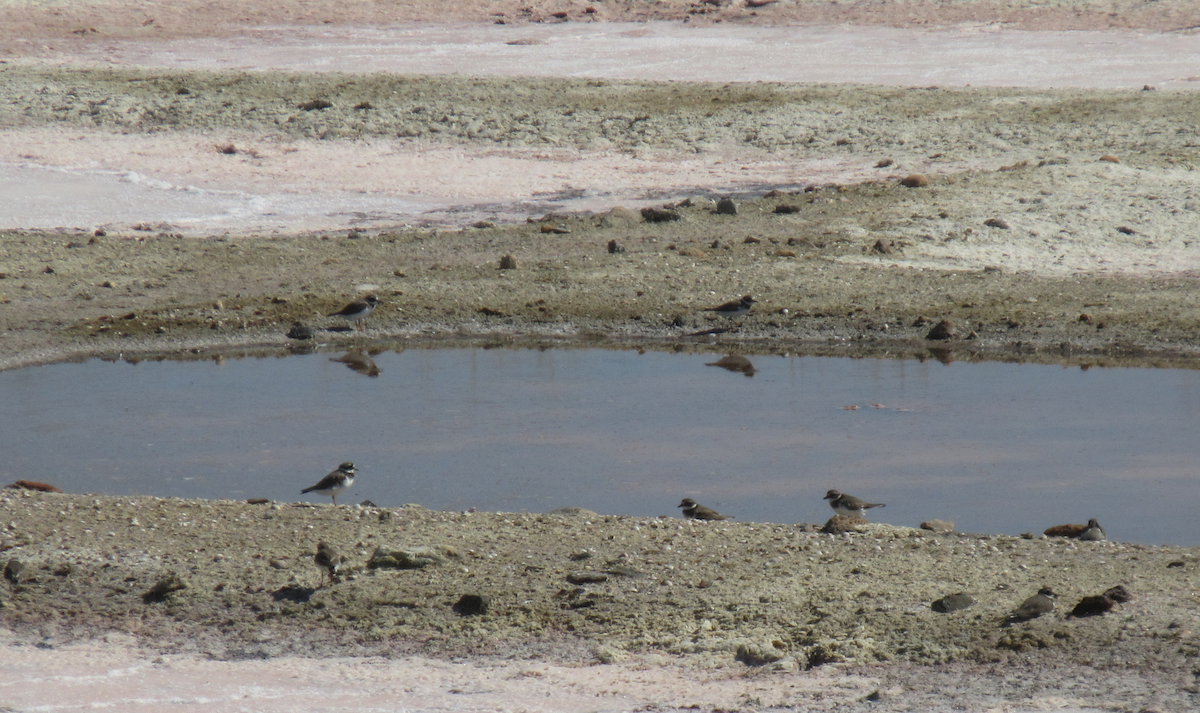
{"left": 367, "top": 545, "right": 457, "bottom": 570}
{"left": 1166, "top": 561, "right": 1185, "bottom": 568}
{"left": 736, "top": 641, "right": 786, "bottom": 665}
{"left": 920, "top": 520, "right": 955, "bottom": 533}
{"left": 472, "top": 220, "right": 495, "bottom": 229}
{"left": 452, "top": 594, "right": 490, "bottom": 616}
{"left": 547, "top": 507, "right": 599, "bottom": 517}
{"left": 875, "top": 158, "right": 894, "bottom": 168}
{"left": 478, "top": 306, "right": 505, "bottom": 317}
{"left": 925, "top": 319, "right": 956, "bottom": 340}
{"left": 499, "top": 255, "right": 518, "bottom": 270}
{"left": 6, "top": 480, "right": 62, "bottom": 493}
{"left": 899, "top": 174, "right": 929, "bottom": 188}
{"left": 298, "top": 99, "right": 333, "bottom": 111}
{"left": 353, "top": 101, "right": 372, "bottom": 110}
{"left": 984, "top": 218, "right": 1010, "bottom": 229}
{"left": 541, "top": 224, "right": 570, "bottom": 234}
{"left": 641, "top": 206, "right": 680, "bottom": 223}
{"left": 776, "top": 249, "right": 797, "bottom": 257}
{"left": 931, "top": 593, "right": 975, "bottom": 613}
{"left": 773, "top": 204, "right": 800, "bottom": 214}
{"left": 143, "top": 574, "right": 187, "bottom": 603}
{"left": 710, "top": 239, "right": 723, "bottom": 250}
{"left": 4, "top": 559, "right": 24, "bottom": 584}
{"left": 715, "top": 197, "right": 738, "bottom": 215}
{"left": 566, "top": 571, "right": 609, "bottom": 584}
{"left": 1099, "top": 155, "right": 1120, "bottom": 163}
{"left": 1069, "top": 594, "right": 1116, "bottom": 618}
{"left": 872, "top": 238, "right": 894, "bottom": 254}
{"left": 607, "top": 239, "right": 626, "bottom": 254}
{"left": 286, "top": 322, "right": 314, "bottom": 340}
{"left": 821, "top": 515, "right": 866, "bottom": 534}
{"left": 246, "top": 498, "right": 270, "bottom": 505}
{"left": 1116, "top": 225, "right": 1137, "bottom": 235}
{"left": 1078, "top": 313, "right": 1093, "bottom": 324}
{"left": 600, "top": 206, "right": 641, "bottom": 226}
{"left": 1105, "top": 585, "right": 1133, "bottom": 603}
{"left": 215, "top": 143, "right": 237, "bottom": 155}
{"left": 742, "top": 236, "right": 760, "bottom": 244}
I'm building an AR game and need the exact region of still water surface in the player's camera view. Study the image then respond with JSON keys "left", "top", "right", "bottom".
{"left": 2, "top": 349, "right": 1197, "bottom": 545}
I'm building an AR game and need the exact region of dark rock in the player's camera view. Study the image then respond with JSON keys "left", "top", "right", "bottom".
{"left": 1069, "top": 594, "right": 1115, "bottom": 618}
{"left": 499, "top": 255, "right": 518, "bottom": 269}
{"left": 566, "top": 571, "right": 609, "bottom": 584}
{"left": 286, "top": 322, "right": 314, "bottom": 340}
{"left": 607, "top": 239, "right": 626, "bottom": 254}
{"left": 641, "top": 206, "right": 680, "bottom": 223}
{"left": 367, "top": 545, "right": 456, "bottom": 570}
{"left": 143, "top": 574, "right": 187, "bottom": 603}
{"left": 925, "top": 319, "right": 957, "bottom": 340}
{"left": 715, "top": 197, "right": 738, "bottom": 215}
{"left": 1104, "top": 585, "right": 1133, "bottom": 603}
{"left": 899, "top": 174, "right": 929, "bottom": 188}
{"left": 736, "top": 642, "right": 785, "bottom": 665}
{"left": 931, "top": 592, "right": 975, "bottom": 613}
{"left": 920, "top": 519, "right": 955, "bottom": 533}
{"left": 298, "top": 99, "right": 333, "bottom": 111}
{"left": 821, "top": 515, "right": 866, "bottom": 534}
{"left": 453, "top": 594, "right": 490, "bottom": 616}
{"left": 773, "top": 204, "right": 800, "bottom": 214}
{"left": 1044, "top": 523, "right": 1088, "bottom": 538}
{"left": 872, "top": 238, "right": 894, "bottom": 254}
{"left": 6, "top": 480, "right": 63, "bottom": 493}
{"left": 984, "top": 217, "right": 1011, "bottom": 229}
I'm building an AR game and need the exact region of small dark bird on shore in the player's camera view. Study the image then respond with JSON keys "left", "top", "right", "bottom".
{"left": 678, "top": 498, "right": 731, "bottom": 521}
{"left": 301, "top": 462, "right": 356, "bottom": 506}
{"left": 823, "top": 489, "right": 886, "bottom": 519}
{"left": 703, "top": 295, "right": 755, "bottom": 318}
{"left": 314, "top": 541, "right": 344, "bottom": 586}
{"left": 1006, "top": 587, "right": 1057, "bottom": 623}
{"left": 328, "top": 294, "right": 378, "bottom": 329}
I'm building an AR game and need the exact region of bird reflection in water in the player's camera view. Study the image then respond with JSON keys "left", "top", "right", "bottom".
{"left": 330, "top": 350, "right": 382, "bottom": 377}
{"left": 705, "top": 354, "right": 756, "bottom": 377}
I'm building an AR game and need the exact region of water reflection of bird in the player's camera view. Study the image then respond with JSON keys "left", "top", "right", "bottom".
{"left": 823, "top": 489, "right": 886, "bottom": 519}
{"left": 678, "top": 498, "right": 731, "bottom": 521}
{"left": 331, "top": 350, "right": 381, "bottom": 377}
{"left": 328, "top": 294, "right": 378, "bottom": 330}
{"left": 703, "top": 295, "right": 755, "bottom": 318}
{"left": 705, "top": 355, "right": 756, "bottom": 376}
{"left": 301, "top": 462, "right": 356, "bottom": 506}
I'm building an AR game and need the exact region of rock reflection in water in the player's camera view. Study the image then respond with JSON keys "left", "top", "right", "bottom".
{"left": 705, "top": 355, "right": 756, "bottom": 377}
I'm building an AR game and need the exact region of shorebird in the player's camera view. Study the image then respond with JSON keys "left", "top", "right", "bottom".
{"left": 703, "top": 295, "right": 755, "bottom": 318}
{"left": 328, "top": 294, "right": 378, "bottom": 330}
{"left": 301, "top": 462, "right": 356, "bottom": 506}
{"left": 314, "top": 541, "right": 344, "bottom": 586}
{"left": 823, "top": 489, "right": 886, "bottom": 519}
{"left": 1079, "top": 518, "right": 1107, "bottom": 541}
{"left": 1006, "top": 587, "right": 1057, "bottom": 623}
{"left": 678, "top": 498, "right": 731, "bottom": 521}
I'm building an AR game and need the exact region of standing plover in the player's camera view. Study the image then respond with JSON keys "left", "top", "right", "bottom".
{"left": 703, "top": 295, "right": 755, "bottom": 318}
{"left": 678, "top": 498, "right": 731, "bottom": 521}
{"left": 314, "top": 541, "right": 344, "bottom": 586}
{"left": 823, "top": 489, "right": 886, "bottom": 519}
{"left": 328, "top": 294, "right": 378, "bottom": 329}
{"left": 301, "top": 462, "right": 356, "bottom": 506}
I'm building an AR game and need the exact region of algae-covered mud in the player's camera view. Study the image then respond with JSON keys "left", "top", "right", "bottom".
{"left": 2, "top": 66, "right": 1200, "bottom": 370}
{"left": 3, "top": 491, "right": 1198, "bottom": 698}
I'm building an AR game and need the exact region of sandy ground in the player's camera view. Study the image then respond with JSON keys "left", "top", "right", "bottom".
{"left": 3, "top": 1, "right": 1200, "bottom": 711}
